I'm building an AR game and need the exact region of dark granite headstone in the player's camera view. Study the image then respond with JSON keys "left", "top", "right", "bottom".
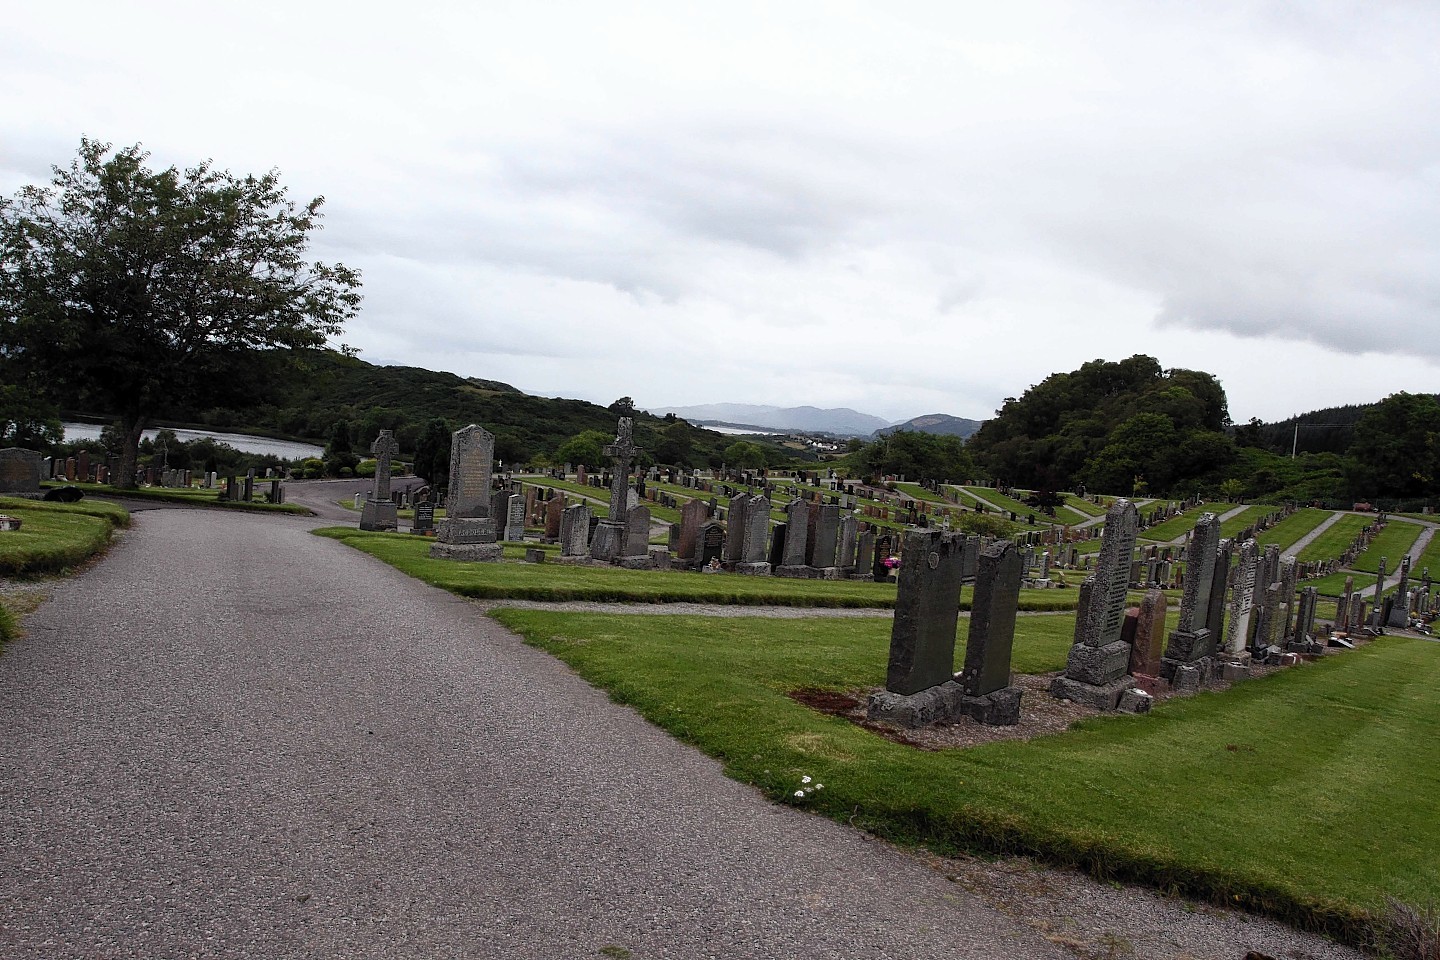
{"left": 884, "top": 529, "right": 966, "bottom": 696}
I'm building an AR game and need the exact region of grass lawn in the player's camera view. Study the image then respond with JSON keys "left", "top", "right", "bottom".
{"left": 1218, "top": 504, "right": 1279, "bottom": 540}
{"left": 1409, "top": 526, "right": 1440, "bottom": 579}
{"left": 495, "top": 608, "right": 1439, "bottom": 943}
{"left": 1351, "top": 520, "right": 1424, "bottom": 574}
{"left": 315, "top": 527, "right": 1094, "bottom": 610}
{"left": 1061, "top": 494, "right": 1105, "bottom": 519}
{"left": 45, "top": 481, "right": 310, "bottom": 514}
{"left": 1303, "top": 570, "right": 1371, "bottom": 598}
{"left": 0, "top": 496, "right": 131, "bottom": 576}
{"left": 1136, "top": 504, "right": 1240, "bottom": 544}
{"left": 1296, "top": 514, "right": 1374, "bottom": 564}
{"left": 1252, "top": 508, "right": 1338, "bottom": 554}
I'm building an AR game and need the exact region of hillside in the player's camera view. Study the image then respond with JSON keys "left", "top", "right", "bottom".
{"left": 649, "top": 403, "right": 890, "bottom": 436}
{"left": 874, "top": 414, "right": 983, "bottom": 440}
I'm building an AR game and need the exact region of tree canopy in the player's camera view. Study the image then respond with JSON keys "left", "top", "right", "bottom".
{"left": 965, "top": 355, "right": 1235, "bottom": 496}
{"left": 0, "top": 139, "right": 362, "bottom": 485}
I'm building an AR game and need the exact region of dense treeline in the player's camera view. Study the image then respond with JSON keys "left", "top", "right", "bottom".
{"left": 846, "top": 355, "right": 1440, "bottom": 509}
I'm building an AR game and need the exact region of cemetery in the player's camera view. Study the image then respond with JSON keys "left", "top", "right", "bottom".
{"left": 4, "top": 414, "right": 1439, "bottom": 953}
{"left": 289, "top": 419, "right": 1440, "bottom": 949}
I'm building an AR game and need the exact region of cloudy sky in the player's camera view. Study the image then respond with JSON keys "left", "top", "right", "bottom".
{"left": 3, "top": 1, "right": 1437, "bottom": 426}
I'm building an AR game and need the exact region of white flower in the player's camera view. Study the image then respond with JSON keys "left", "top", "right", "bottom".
{"left": 801, "top": 776, "right": 812, "bottom": 784}
{"left": 794, "top": 790, "right": 805, "bottom": 798}
{"left": 816, "top": 784, "right": 824, "bottom": 790}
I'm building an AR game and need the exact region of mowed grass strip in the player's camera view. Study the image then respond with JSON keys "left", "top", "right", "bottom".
{"left": 315, "top": 527, "right": 1084, "bottom": 610}
{"left": 1136, "top": 503, "right": 1240, "bottom": 544}
{"left": 1296, "top": 514, "right": 1374, "bottom": 564}
{"left": 495, "top": 609, "right": 1439, "bottom": 943}
{"left": 1252, "top": 508, "right": 1338, "bottom": 554}
{"left": 0, "top": 496, "right": 131, "bottom": 576}
{"left": 46, "top": 481, "right": 310, "bottom": 514}
{"left": 1350, "top": 519, "right": 1424, "bottom": 574}
{"left": 1219, "top": 504, "right": 1279, "bottom": 540}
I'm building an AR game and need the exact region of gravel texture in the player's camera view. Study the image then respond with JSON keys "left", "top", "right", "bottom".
{"left": 0, "top": 509, "right": 1367, "bottom": 959}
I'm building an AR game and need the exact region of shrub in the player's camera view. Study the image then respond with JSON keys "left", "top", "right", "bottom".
{"left": 1374, "top": 898, "right": 1440, "bottom": 960}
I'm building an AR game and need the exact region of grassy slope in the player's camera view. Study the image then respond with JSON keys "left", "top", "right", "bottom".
{"left": 1252, "top": 507, "right": 1336, "bottom": 554}
{"left": 1136, "top": 504, "right": 1240, "bottom": 544}
{"left": 1350, "top": 520, "right": 1424, "bottom": 574}
{"left": 0, "top": 497, "right": 131, "bottom": 576}
{"left": 1296, "top": 514, "right": 1373, "bottom": 564}
{"left": 496, "top": 609, "right": 1438, "bottom": 942}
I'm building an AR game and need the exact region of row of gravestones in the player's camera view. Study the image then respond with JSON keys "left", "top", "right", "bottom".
{"left": 866, "top": 499, "right": 1385, "bottom": 731}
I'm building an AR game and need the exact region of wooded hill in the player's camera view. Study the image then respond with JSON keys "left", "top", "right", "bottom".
{"left": 132, "top": 350, "right": 747, "bottom": 469}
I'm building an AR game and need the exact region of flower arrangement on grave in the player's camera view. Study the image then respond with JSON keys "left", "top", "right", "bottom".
{"left": 882, "top": 555, "right": 901, "bottom": 569}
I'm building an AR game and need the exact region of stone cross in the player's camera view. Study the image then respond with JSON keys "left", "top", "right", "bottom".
{"left": 370, "top": 430, "right": 399, "bottom": 502}
{"left": 603, "top": 418, "right": 641, "bottom": 520}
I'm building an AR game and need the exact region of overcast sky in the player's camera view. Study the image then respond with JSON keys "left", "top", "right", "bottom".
{"left": 3, "top": 1, "right": 1436, "bottom": 425}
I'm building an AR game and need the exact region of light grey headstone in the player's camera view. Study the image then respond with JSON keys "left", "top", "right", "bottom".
{"left": 560, "top": 503, "right": 591, "bottom": 556}
{"left": 624, "top": 505, "right": 650, "bottom": 557}
{"left": 447, "top": 425, "right": 495, "bottom": 519}
{"left": 1225, "top": 539, "right": 1260, "bottom": 655}
{"left": 1076, "top": 499, "right": 1139, "bottom": 648}
{"left": 742, "top": 495, "right": 770, "bottom": 564}
{"left": 781, "top": 499, "right": 809, "bottom": 566}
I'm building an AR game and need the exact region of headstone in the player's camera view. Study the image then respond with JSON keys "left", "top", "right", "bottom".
{"left": 1371, "top": 558, "right": 1388, "bottom": 629}
{"left": 1224, "top": 539, "right": 1260, "bottom": 656}
{"left": 589, "top": 417, "right": 643, "bottom": 562}
{"left": 698, "top": 520, "right": 726, "bottom": 567}
{"left": 431, "top": 425, "right": 500, "bottom": 560}
{"left": 359, "top": 431, "right": 399, "bottom": 532}
{"left": 956, "top": 539, "right": 1024, "bottom": 725}
{"left": 881, "top": 529, "right": 966, "bottom": 696}
{"left": 809, "top": 504, "right": 840, "bottom": 571}
{"left": 0, "top": 448, "right": 43, "bottom": 497}
{"left": 1052, "top": 499, "right": 1139, "bottom": 710}
{"left": 1129, "top": 588, "right": 1167, "bottom": 678}
{"left": 737, "top": 495, "right": 771, "bottom": 572}
{"left": 855, "top": 529, "right": 875, "bottom": 579}
{"left": 544, "top": 496, "right": 565, "bottom": 541}
{"left": 559, "top": 503, "right": 592, "bottom": 557}
{"left": 835, "top": 514, "right": 858, "bottom": 574}
{"left": 505, "top": 494, "right": 525, "bottom": 542}
{"left": 1162, "top": 513, "right": 1219, "bottom": 678}
{"left": 1388, "top": 556, "right": 1412, "bottom": 628}
{"left": 724, "top": 495, "right": 750, "bottom": 564}
{"left": 412, "top": 500, "right": 436, "bottom": 535}
{"left": 677, "top": 499, "right": 709, "bottom": 565}
{"left": 775, "top": 499, "right": 811, "bottom": 577}
{"left": 622, "top": 505, "right": 651, "bottom": 563}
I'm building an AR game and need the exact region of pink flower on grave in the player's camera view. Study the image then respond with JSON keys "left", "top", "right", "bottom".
{"left": 882, "top": 556, "right": 901, "bottom": 569}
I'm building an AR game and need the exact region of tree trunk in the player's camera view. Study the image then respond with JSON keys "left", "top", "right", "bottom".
{"left": 114, "top": 417, "right": 145, "bottom": 490}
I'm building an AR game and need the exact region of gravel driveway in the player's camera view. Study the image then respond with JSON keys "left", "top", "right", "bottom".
{"left": 0, "top": 510, "right": 1365, "bottom": 959}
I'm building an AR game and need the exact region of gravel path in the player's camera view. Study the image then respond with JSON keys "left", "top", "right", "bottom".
{"left": 0, "top": 510, "right": 1366, "bottom": 959}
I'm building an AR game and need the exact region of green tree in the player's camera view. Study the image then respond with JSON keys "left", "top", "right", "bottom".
{"left": 1346, "top": 392, "right": 1440, "bottom": 500}
{"left": 655, "top": 419, "right": 694, "bottom": 467}
{"left": 723, "top": 440, "right": 768, "bottom": 469}
{"left": 0, "top": 382, "right": 62, "bottom": 447}
{"left": 0, "top": 139, "right": 362, "bottom": 487}
{"left": 555, "top": 430, "right": 611, "bottom": 469}
{"left": 414, "top": 418, "right": 451, "bottom": 488}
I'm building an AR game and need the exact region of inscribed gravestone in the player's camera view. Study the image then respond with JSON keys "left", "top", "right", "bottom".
{"left": 359, "top": 431, "right": 400, "bottom": 532}
{"left": 0, "top": 448, "right": 43, "bottom": 497}
{"left": 741, "top": 495, "right": 770, "bottom": 565}
{"left": 447, "top": 425, "right": 495, "bottom": 518}
{"left": 960, "top": 539, "right": 1022, "bottom": 697}
{"left": 724, "top": 495, "right": 749, "bottom": 564}
{"left": 677, "top": 499, "right": 709, "bottom": 564}
{"left": 884, "top": 529, "right": 966, "bottom": 696}
{"left": 544, "top": 496, "right": 565, "bottom": 540}
{"left": 778, "top": 499, "right": 810, "bottom": 571}
{"left": 1129, "top": 588, "right": 1167, "bottom": 677}
{"left": 560, "top": 503, "right": 592, "bottom": 557}
{"left": 1051, "top": 499, "right": 1139, "bottom": 709}
{"left": 624, "top": 505, "right": 650, "bottom": 558}
{"left": 506, "top": 494, "right": 525, "bottom": 542}
{"left": 1224, "top": 539, "right": 1260, "bottom": 655}
{"left": 810, "top": 504, "right": 840, "bottom": 569}
{"left": 1164, "top": 513, "right": 1219, "bottom": 668}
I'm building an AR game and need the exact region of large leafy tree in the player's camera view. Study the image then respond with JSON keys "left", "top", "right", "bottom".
{"left": 1345, "top": 392, "right": 1440, "bottom": 500}
{"left": 0, "top": 139, "right": 361, "bottom": 487}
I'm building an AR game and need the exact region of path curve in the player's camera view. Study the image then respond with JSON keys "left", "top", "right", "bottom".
{"left": 1, "top": 509, "right": 1079, "bottom": 960}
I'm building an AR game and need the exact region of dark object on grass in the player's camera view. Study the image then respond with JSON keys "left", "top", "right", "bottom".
{"left": 43, "top": 486, "right": 84, "bottom": 503}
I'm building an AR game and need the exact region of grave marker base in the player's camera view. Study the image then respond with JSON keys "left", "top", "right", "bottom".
{"left": 734, "top": 562, "right": 771, "bottom": 576}
{"left": 429, "top": 542, "right": 503, "bottom": 562}
{"left": 773, "top": 564, "right": 811, "bottom": 579}
{"left": 1063, "top": 640, "right": 1130, "bottom": 686}
{"left": 866, "top": 682, "right": 1024, "bottom": 728}
{"left": 1049, "top": 675, "right": 1132, "bottom": 711}
{"left": 359, "top": 500, "right": 398, "bottom": 532}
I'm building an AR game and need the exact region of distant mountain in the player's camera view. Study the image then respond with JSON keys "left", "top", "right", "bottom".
{"left": 874, "top": 414, "right": 984, "bottom": 440}
{"left": 649, "top": 403, "right": 891, "bottom": 437}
